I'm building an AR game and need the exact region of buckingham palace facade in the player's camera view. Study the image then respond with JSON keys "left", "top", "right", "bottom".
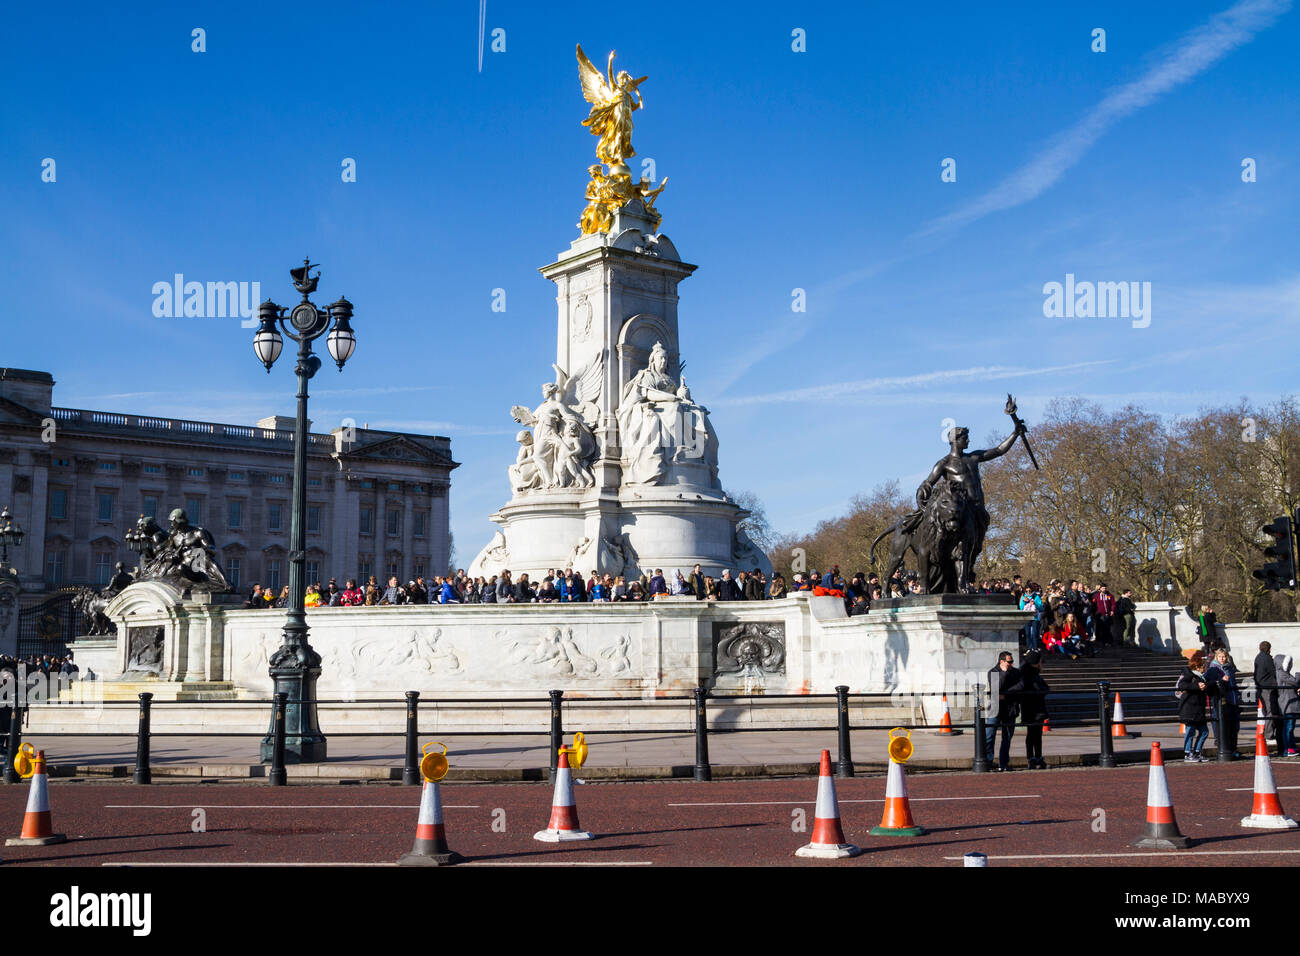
{"left": 0, "top": 368, "right": 458, "bottom": 596}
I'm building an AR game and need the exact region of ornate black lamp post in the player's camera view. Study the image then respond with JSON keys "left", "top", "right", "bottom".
{"left": 0, "top": 507, "right": 24, "bottom": 565}
{"left": 252, "top": 259, "right": 356, "bottom": 763}
{"left": 1153, "top": 569, "right": 1173, "bottom": 599}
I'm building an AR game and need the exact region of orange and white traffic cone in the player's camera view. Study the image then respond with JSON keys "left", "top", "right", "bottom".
{"left": 795, "top": 750, "right": 861, "bottom": 858}
{"left": 1241, "top": 724, "right": 1297, "bottom": 829}
{"left": 5, "top": 750, "right": 66, "bottom": 847}
{"left": 1042, "top": 715, "right": 1051, "bottom": 734}
{"left": 936, "top": 695, "right": 959, "bottom": 735}
{"left": 870, "top": 756, "right": 925, "bottom": 837}
{"left": 1111, "top": 692, "right": 1132, "bottom": 738}
{"left": 1256, "top": 702, "right": 1267, "bottom": 755}
{"left": 397, "top": 779, "right": 462, "bottom": 865}
{"left": 1132, "top": 742, "right": 1191, "bottom": 849}
{"left": 534, "top": 749, "right": 593, "bottom": 842}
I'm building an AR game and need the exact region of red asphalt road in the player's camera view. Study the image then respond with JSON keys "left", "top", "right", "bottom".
{"left": 4, "top": 760, "right": 1300, "bottom": 867}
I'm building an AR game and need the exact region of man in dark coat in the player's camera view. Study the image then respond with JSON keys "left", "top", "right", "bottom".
{"left": 985, "top": 651, "right": 1020, "bottom": 772}
{"left": 1006, "top": 650, "right": 1050, "bottom": 769}
{"left": 717, "top": 571, "right": 742, "bottom": 601}
{"left": 1255, "top": 641, "right": 1279, "bottom": 750}
{"left": 689, "top": 564, "right": 706, "bottom": 600}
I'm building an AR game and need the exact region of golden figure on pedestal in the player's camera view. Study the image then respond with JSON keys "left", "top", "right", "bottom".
{"left": 575, "top": 44, "right": 668, "bottom": 236}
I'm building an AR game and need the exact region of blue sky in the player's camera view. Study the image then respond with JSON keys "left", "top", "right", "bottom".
{"left": 2, "top": 1, "right": 1297, "bottom": 562}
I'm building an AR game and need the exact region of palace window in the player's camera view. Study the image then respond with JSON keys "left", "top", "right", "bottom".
{"left": 97, "top": 493, "right": 114, "bottom": 522}
{"left": 45, "top": 552, "right": 65, "bottom": 585}
{"left": 228, "top": 500, "right": 242, "bottom": 529}
{"left": 49, "top": 489, "right": 67, "bottom": 520}
{"left": 268, "top": 504, "right": 282, "bottom": 532}
{"left": 307, "top": 505, "right": 321, "bottom": 533}
{"left": 387, "top": 509, "right": 401, "bottom": 536}
{"left": 266, "top": 560, "right": 282, "bottom": 592}
{"left": 94, "top": 553, "right": 112, "bottom": 587}
{"left": 359, "top": 508, "right": 373, "bottom": 534}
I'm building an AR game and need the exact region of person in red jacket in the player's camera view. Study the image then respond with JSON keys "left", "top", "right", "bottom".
{"left": 340, "top": 578, "right": 364, "bottom": 607}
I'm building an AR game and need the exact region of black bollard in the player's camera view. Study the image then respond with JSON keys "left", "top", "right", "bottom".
{"left": 269, "top": 692, "right": 288, "bottom": 787}
{"left": 1213, "top": 696, "right": 1232, "bottom": 763}
{"left": 972, "top": 683, "right": 988, "bottom": 773}
{"left": 693, "top": 684, "right": 712, "bottom": 782}
{"left": 835, "top": 685, "right": 854, "bottom": 778}
{"left": 1098, "top": 680, "right": 1116, "bottom": 769}
{"left": 402, "top": 691, "right": 421, "bottom": 785}
{"left": 548, "top": 689, "right": 563, "bottom": 777}
{"left": 133, "top": 692, "right": 153, "bottom": 784}
{"left": 3, "top": 704, "right": 23, "bottom": 785}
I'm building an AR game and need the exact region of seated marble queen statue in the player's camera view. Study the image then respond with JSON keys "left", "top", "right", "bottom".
{"left": 617, "top": 341, "right": 719, "bottom": 487}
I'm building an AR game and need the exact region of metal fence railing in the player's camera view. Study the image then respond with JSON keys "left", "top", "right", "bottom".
{"left": 0, "top": 679, "right": 1262, "bottom": 786}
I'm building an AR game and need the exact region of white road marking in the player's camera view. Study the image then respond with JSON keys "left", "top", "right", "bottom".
{"left": 103, "top": 860, "right": 654, "bottom": 867}
{"left": 104, "top": 862, "right": 398, "bottom": 867}
{"left": 1226, "top": 786, "right": 1300, "bottom": 792}
{"left": 943, "top": 849, "right": 1300, "bottom": 861}
{"left": 668, "top": 795, "right": 1040, "bottom": 807}
{"left": 462, "top": 861, "right": 653, "bottom": 867}
{"left": 103, "top": 804, "right": 480, "bottom": 809}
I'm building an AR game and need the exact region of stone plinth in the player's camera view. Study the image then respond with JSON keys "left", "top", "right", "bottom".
{"left": 26, "top": 593, "right": 1030, "bottom": 734}
{"left": 103, "top": 581, "right": 243, "bottom": 683}
{"left": 812, "top": 594, "right": 1030, "bottom": 723}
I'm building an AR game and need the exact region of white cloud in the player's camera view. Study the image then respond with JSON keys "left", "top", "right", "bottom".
{"left": 916, "top": 0, "right": 1292, "bottom": 239}
{"left": 715, "top": 359, "right": 1114, "bottom": 407}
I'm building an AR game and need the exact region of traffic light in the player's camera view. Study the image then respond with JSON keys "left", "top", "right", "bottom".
{"left": 1253, "top": 514, "right": 1297, "bottom": 591}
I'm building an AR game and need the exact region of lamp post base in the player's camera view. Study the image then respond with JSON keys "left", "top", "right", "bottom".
{"left": 259, "top": 665, "right": 328, "bottom": 764}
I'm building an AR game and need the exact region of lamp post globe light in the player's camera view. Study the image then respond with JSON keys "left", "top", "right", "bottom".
{"left": 0, "top": 506, "right": 25, "bottom": 565}
{"left": 252, "top": 259, "right": 357, "bottom": 764}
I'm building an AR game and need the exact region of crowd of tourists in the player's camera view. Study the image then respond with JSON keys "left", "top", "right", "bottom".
{"left": 0, "top": 653, "right": 80, "bottom": 680}
{"left": 240, "top": 566, "right": 794, "bottom": 607}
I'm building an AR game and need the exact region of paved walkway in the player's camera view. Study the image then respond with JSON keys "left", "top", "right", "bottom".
{"left": 16, "top": 720, "right": 1224, "bottom": 779}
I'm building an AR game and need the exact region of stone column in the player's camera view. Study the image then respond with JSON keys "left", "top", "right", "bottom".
{"left": 0, "top": 449, "right": 15, "bottom": 519}
{"left": 375, "top": 487, "right": 388, "bottom": 578}
{"left": 432, "top": 483, "right": 449, "bottom": 572}
{"left": 72, "top": 455, "right": 98, "bottom": 582}
{"left": 27, "top": 451, "right": 50, "bottom": 592}
{"left": 120, "top": 461, "right": 141, "bottom": 570}
{"left": 399, "top": 482, "right": 413, "bottom": 581}
{"left": 329, "top": 474, "right": 347, "bottom": 581}
{"left": 247, "top": 471, "right": 266, "bottom": 584}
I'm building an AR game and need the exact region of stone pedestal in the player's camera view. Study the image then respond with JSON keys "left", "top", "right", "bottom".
{"left": 470, "top": 200, "right": 771, "bottom": 582}
{"left": 812, "top": 594, "right": 1030, "bottom": 722}
{"left": 104, "top": 581, "right": 243, "bottom": 683}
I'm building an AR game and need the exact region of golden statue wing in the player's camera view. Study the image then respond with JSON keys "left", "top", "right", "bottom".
{"left": 576, "top": 44, "right": 613, "bottom": 106}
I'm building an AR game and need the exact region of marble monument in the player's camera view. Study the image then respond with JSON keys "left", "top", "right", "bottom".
{"left": 469, "top": 47, "right": 770, "bottom": 582}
